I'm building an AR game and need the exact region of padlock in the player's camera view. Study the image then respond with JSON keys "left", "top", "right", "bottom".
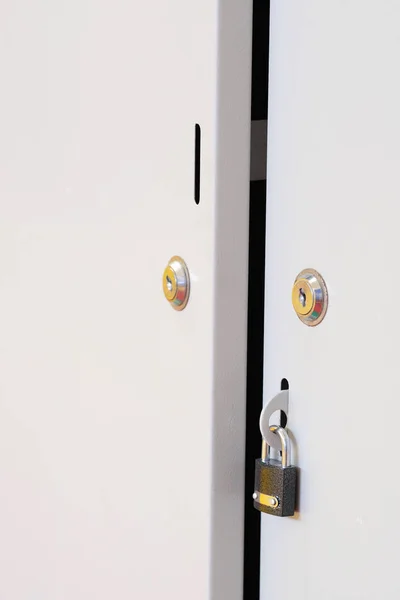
{"left": 253, "top": 425, "right": 297, "bottom": 517}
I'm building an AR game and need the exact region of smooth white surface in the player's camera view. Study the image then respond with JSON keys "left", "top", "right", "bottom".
{"left": 261, "top": 2, "right": 400, "bottom": 598}
{"left": 0, "top": 2, "right": 252, "bottom": 598}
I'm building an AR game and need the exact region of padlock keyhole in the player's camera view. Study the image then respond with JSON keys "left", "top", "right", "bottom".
{"left": 299, "top": 288, "right": 307, "bottom": 307}
{"left": 166, "top": 275, "right": 173, "bottom": 292}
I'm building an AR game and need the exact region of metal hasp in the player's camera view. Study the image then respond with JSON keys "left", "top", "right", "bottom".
{"left": 162, "top": 256, "right": 190, "bottom": 311}
{"left": 292, "top": 268, "right": 328, "bottom": 326}
{"left": 259, "top": 390, "right": 289, "bottom": 450}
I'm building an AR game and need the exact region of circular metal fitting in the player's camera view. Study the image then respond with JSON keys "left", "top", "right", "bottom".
{"left": 162, "top": 256, "right": 190, "bottom": 311}
{"left": 292, "top": 269, "right": 328, "bottom": 326}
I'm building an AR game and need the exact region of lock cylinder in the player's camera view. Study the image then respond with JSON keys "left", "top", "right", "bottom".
{"left": 292, "top": 268, "right": 328, "bottom": 326}
{"left": 162, "top": 256, "right": 190, "bottom": 311}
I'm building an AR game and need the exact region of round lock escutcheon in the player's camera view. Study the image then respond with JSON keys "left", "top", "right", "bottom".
{"left": 162, "top": 256, "right": 190, "bottom": 311}
{"left": 292, "top": 269, "right": 328, "bottom": 326}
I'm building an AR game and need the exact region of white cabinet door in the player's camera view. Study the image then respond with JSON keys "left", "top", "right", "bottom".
{"left": 0, "top": 2, "right": 252, "bottom": 598}
{"left": 261, "top": 2, "right": 400, "bottom": 599}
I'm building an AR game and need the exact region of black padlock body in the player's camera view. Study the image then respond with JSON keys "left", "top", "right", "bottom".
{"left": 254, "top": 458, "right": 297, "bottom": 517}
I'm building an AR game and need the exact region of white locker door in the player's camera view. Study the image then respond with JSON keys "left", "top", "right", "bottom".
{"left": 0, "top": 2, "right": 252, "bottom": 599}
{"left": 262, "top": 2, "right": 400, "bottom": 599}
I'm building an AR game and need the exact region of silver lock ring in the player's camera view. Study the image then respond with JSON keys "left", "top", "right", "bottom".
{"left": 261, "top": 425, "right": 291, "bottom": 468}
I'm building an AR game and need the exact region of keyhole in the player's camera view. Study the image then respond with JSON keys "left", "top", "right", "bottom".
{"left": 299, "top": 287, "right": 307, "bottom": 307}
{"left": 166, "top": 275, "right": 173, "bottom": 292}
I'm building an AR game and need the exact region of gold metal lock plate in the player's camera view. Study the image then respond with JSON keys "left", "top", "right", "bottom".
{"left": 162, "top": 256, "right": 190, "bottom": 311}
{"left": 252, "top": 491, "right": 279, "bottom": 509}
{"left": 292, "top": 269, "right": 328, "bottom": 326}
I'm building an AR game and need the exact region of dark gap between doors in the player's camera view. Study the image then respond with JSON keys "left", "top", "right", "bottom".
{"left": 194, "top": 124, "right": 201, "bottom": 205}
{"left": 243, "top": 0, "right": 270, "bottom": 599}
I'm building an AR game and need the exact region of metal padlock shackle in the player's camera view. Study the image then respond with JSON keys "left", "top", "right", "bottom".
{"left": 261, "top": 425, "right": 291, "bottom": 468}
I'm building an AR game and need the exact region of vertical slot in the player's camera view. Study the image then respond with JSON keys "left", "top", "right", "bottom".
{"left": 194, "top": 124, "right": 201, "bottom": 204}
